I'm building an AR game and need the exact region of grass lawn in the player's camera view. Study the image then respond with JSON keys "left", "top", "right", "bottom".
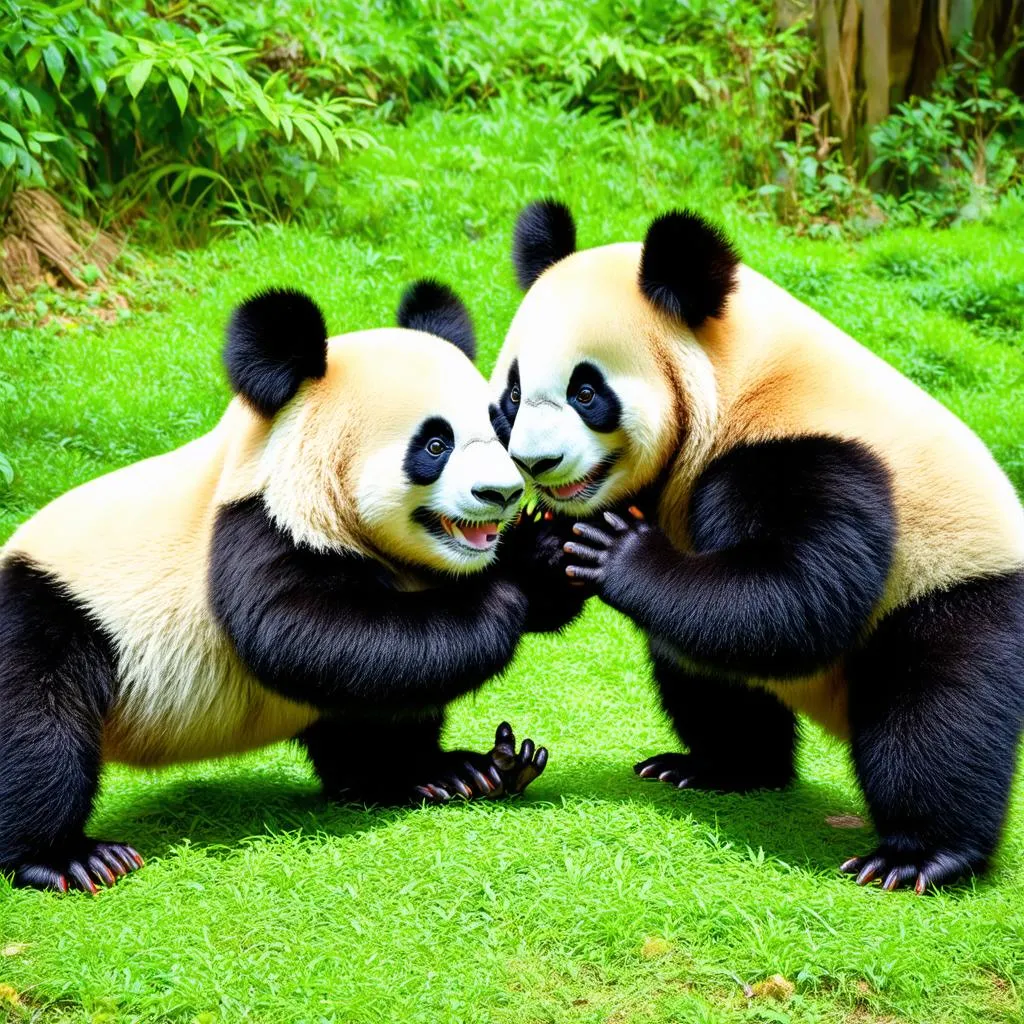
{"left": 2, "top": 106, "right": 1024, "bottom": 1024}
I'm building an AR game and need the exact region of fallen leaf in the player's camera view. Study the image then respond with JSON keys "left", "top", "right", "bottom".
{"left": 751, "top": 974, "right": 795, "bottom": 1001}
{"left": 0, "top": 984, "right": 22, "bottom": 1006}
{"left": 640, "top": 936, "right": 672, "bottom": 958}
{"left": 1, "top": 943, "right": 28, "bottom": 956}
{"left": 825, "top": 814, "right": 867, "bottom": 829}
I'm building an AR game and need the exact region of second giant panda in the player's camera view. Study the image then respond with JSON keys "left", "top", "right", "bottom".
{"left": 491, "top": 199, "right": 1024, "bottom": 892}
{"left": 0, "top": 280, "right": 573, "bottom": 894}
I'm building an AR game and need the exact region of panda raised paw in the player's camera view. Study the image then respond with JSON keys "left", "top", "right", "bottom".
{"left": 840, "top": 845, "right": 981, "bottom": 893}
{"left": 13, "top": 839, "right": 144, "bottom": 894}
{"left": 413, "top": 722, "right": 548, "bottom": 804}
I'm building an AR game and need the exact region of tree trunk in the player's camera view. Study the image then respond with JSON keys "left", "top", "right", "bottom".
{"left": 778, "top": 0, "right": 1024, "bottom": 165}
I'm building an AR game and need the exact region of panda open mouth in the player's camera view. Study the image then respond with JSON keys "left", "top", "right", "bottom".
{"left": 439, "top": 515, "right": 501, "bottom": 552}
{"left": 537, "top": 456, "right": 616, "bottom": 505}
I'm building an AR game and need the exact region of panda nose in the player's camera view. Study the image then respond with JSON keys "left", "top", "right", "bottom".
{"left": 511, "top": 454, "right": 563, "bottom": 478}
{"left": 472, "top": 484, "right": 525, "bottom": 510}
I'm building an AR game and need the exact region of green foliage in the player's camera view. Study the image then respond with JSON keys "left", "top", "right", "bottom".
{"left": 0, "top": 0, "right": 374, "bottom": 223}
{"left": 870, "top": 37, "right": 1024, "bottom": 227}
{"left": 753, "top": 118, "right": 878, "bottom": 238}
{"left": 216, "top": 0, "right": 816, "bottom": 191}
{"left": 0, "top": 372, "right": 14, "bottom": 489}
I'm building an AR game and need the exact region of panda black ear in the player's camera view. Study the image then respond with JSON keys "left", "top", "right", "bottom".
{"left": 396, "top": 278, "right": 476, "bottom": 360}
{"left": 639, "top": 210, "right": 740, "bottom": 327}
{"left": 224, "top": 288, "right": 328, "bottom": 417}
{"left": 512, "top": 199, "right": 577, "bottom": 290}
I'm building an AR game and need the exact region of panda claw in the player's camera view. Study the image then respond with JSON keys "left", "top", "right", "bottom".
{"left": 10, "top": 840, "right": 144, "bottom": 894}
{"left": 462, "top": 761, "right": 496, "bottom": 795}
{"left": 448, "top": 775, "right": 474, "bottom": 800}
{"left": 67, "top": 861, "right": 98, "bottom": 894}
{"left": 88, "top": 856, "right": 116, "bottom": 888}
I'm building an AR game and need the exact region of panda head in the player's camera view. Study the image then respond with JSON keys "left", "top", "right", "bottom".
{"left": 492, "top": 199, "right": 739, "bottom": 515}
{"left": 224, "top": 280, "right": 524, "bottom": 575}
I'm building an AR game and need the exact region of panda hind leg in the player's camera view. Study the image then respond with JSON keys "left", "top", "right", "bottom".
{"left": 844, "top": 569, "right": 1024, "bottom": 892}
{"left": 0, "top": 557, "right": 142, "bottom": 894}
{"left": 635, "top": 647, "right": 797, "bottom": 792}
{"left": 300, "top": 715, "right": 548, "bottom": 806}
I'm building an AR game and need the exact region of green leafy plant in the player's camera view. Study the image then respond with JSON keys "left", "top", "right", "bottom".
{"left": 870, "top": 36, "right": 1024, "bottom": 226}
{"left": 0, "top": 0, "right": 375, "bottom": 227}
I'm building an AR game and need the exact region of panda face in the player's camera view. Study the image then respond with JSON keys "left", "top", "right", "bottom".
{"left": 261, "top": 328, "right": 523, "bottom": 575}
{"left": 394, "top": 406, "right": 525, "bottom": 573}
{"left": 494, "top": 244, "right": 700, "bottom": 516}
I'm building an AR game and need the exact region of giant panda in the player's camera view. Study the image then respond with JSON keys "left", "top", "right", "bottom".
{"left": 491, "top": 199, "right": 1024, "bottom": 892}
{"left": 0, "top": 279, "right": 569, "bottom": 894}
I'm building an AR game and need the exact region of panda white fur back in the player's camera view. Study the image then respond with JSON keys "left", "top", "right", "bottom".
{"left": 0, "top": 282, "right": 563, "bottom": 893}
{"left": 494, "top": 200, "right": 1024, "bottom": 893}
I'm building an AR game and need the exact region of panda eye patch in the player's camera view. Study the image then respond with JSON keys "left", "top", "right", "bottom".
{"left": 567, "top": 361, "right": 621, "bottom": 433}
{"left": 404, "top": 416, "right": 455, "bottom": 485}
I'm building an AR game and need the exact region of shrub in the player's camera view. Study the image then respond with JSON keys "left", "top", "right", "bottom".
{"left": 0, "top": 0, "right": 375, "bottom": 227}
{"left": 869, "top": 37, "right": 1024, "bottom": 226}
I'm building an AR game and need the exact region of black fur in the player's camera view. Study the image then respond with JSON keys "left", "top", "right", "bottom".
{"left": 638, "top": 636, "right": 797, "bottom": 791}
{"left": 497, "top": 511, "right": 588, "bottom": 633}
{"left": 585, "top": 436, "right": 895, "bottom": 677}
{"left": 396, "top": 278, "right": 476, "bottom": 360}
{"left": 566, "top": 361, "right": 621, "bottom": 433}
{"left": 403, "top": 415, "right": 454, "bottom": 485}
{"left": 224, "top": 288, "right": 328, "bottom": 417}
{"left": 0, "top": 556, "right": 122, "bottom": 887}
{"left": 299, "top": 711, "right": 451, "bottom": 805}
{"left": 210, "top": 496, "right": 530, "bottom": 711}
{"left": 512, "top": 199, "right": 577, "bottom": 289}
{"left": 490, "top": 358, "right": 520, "bottom": 447}
{"left": 638, "top": 210, "right": 740, "bottom": 327}
{"left": 844, "top": 569, "right": 1024, "bottom": 888}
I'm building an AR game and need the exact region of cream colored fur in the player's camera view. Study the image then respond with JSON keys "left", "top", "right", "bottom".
{"left": 497, "top": 243, "right": 1024, "bottom": 737}
{"left": 2, "top": 327, "right": 515, "bottom": 765}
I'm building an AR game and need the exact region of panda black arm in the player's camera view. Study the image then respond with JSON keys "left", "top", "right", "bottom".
{"left": 210, "top": 496, "right": 529, "bottom": 709}
{"left": 495, "top": 509, "right": 588, "bottom": 633}
{"left": 565, "top": 436, "right": 895, "bottom": 678}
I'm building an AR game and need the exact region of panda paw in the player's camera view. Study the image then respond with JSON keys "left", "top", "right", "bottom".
{"left": 563, "top": 507, "right": 649, "bottom": 590}
{"left": 12, "top": 839, "right": 144, "bottom": 894}
{"left": 634, "top": 752, "right": 791, "bottom": 793}
{"left": 412, "top": 722, "right": 548, "bottom": 804}
{"left": 840, "top": 844, "right": 982, "bottom": 893}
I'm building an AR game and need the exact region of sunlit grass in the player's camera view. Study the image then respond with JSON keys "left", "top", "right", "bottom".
{"left": 1, "top": 107, "right": 1023, "bottom": 1024}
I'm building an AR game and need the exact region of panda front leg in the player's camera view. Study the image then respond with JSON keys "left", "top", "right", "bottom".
{"left": 0, "top": 557, "right": 144, "bottom": 893}
{"left": 299, "top": 713, "right": 548, "bottom": 806}
{"left": 636, "top": 641, "right": 796, "bottom": 792}
{"left": 843, "top": 570, "right": 1024, "bottom": 892}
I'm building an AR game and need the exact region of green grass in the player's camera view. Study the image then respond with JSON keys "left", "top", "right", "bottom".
{"left": 2, "top": 106, "right": 1024, "bottom": 1024}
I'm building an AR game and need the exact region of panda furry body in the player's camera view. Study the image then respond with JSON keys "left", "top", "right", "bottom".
{"left": 0, "top": 282, "right": 575, "bottom": 893}
{"left": 494, "top": 201, "right": 1024, "bottom": 892}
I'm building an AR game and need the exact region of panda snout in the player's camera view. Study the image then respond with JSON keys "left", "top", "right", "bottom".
{"left": 471, "top": 484, "right": 524, "bottom": 511}
{"left": 510, "top": 453, "right": 563, "bottom": 479}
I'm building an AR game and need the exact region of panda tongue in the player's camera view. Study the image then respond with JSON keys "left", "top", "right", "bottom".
{"left": 552, "top": 479, "right": 587, "bottom": 500}
{"left": 455, "top": 521, "right": 499, "bottom": 549}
